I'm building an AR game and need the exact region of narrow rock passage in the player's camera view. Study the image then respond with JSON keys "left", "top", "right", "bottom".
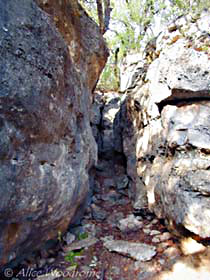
{"left": 43, "top": 91, "right": 210, "bottom": 280}
{"left": 62, "top": 90, "right": 181, "bottom": 279}
{"left": 77, "top": 154, "right": 179, "bottom": 280}
{"left": 1, "top": 3, "right": 210, "bottom": 280}
{"left": 3, "top": 92, "right": 210, "bottom": 280}
{"left": 31, "top": 91, "right": 182, "bottom": 280}
{"left": 28, "top": 151, "right": 179, "bottom": 280}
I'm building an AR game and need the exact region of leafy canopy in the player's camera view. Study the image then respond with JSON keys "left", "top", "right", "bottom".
{"left": 79, "top": 0, "right": 209, "bottom": 91}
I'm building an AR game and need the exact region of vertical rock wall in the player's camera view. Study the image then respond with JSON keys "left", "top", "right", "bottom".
{"left": 0, "top": 0, "right": 108, "bottom": 265}
{"left": 116, "top": 12, "right": 210, "bottom": 237}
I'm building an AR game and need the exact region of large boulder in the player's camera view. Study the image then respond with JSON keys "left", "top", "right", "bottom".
{"left": 115, "top": 11, "right": 210, "bottom": 237}
{"left": 0, "top": 0, "right": 108, "bottom": 264}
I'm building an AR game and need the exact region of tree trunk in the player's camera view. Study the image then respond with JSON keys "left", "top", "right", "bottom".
{"left": 104, "top": 0, "right": 111, "bottom": 33}
{"left": 96, "top": 0, "right": 105, "bottom": 33}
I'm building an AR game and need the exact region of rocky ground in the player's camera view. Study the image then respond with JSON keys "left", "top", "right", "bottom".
{"left": 1, "top": 152, "right": 181, "bottom": 280}
{"left": 4, "top": 149, "right": 210, "bottom": 280}
{"left": 2, "top": 91, "right": 210, "bottom": 280}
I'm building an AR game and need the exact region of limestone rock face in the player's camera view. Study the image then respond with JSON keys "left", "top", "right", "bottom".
{"left": 115, "top": 12, "right": 210, "bottom": 237}
{"left": 0, "top": 0, "right": 108, "bottom": 264}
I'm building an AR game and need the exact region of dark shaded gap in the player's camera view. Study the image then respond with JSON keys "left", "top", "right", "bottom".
{"left": 157, "top": 89, "right": 210, "bottom": 113}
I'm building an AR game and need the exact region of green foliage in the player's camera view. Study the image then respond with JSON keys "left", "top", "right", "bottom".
{"left": 165, "top": 0, "right": 210, "bottom": 19}
{"left": 80, "top": 0, "right": 210, "bottom": 91}
{"left": 98, "top": 0, "right": 157, "bottom": 90}
{"left": 98, "top": 57, "right": 120, "bottom": 91}
{"left": 64, "top": 231, "right": 88, "bottom": 268}
{"left": 64, "top": 249, "right": 83, "bottom": 267}
{"left": 77, "top": 231, "right": 88, "bottom": 240}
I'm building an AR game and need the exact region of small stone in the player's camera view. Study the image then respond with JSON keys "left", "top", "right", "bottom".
{"left": 91, "top": 103, "right": 102, "bottom": 125}
{"left": 145, "top": 224, "right": 152, "bottom": 229}
{"left": 159, "top": 232, "right": 171, "bottom": 242}
{"left": 100, "top": 235, "right": 114, "bottom": 242}
{"left": 151, "top": 219, "right": 159, "bottom": 225}
{"left": 48, "top": 249, "right": 55, "bottom": 255}
{"left": 117, "top": 214, "right": 143, "bottom": 233}
{"left": 37, "top": 258, "right": 46, "bottom": 268}
{"left": 103, "top": 239, "right": 156, "bottom": 261}
{"left": 152, "top": 236, "right": 161, "bottom": 243}
{"left": 143, "top": 229, "right": 151, "bottom": 234}
{"left": 91, "top": 204, "right": 108, "bottom": 221}
{"left": 89, "top": 255, "right": 98, "bottom": 267}
{"left": 47, "top": 258, "right": 55, "bottom": 264}
{"left": 107, "top": 212, "right": 124, "bottom": 226}
{"left": 168, "top": 24, "right": 178, "bottom": 32}
{"left": 163, "top": 247, "right": 181, "bottom": 259}
{"left": 116, "top": 175, "right": 129, "bottom": 190}
{"left": 64, "top": 232, "right": 75, "bottom": 245}
{"left": 180, "top": 237, "right": 206, "bottom": 255}
{"left": 82, "top": 223, "right": 97, "bottom": 237}
{"left": 158, "top": 241, "right": 170, "bottom": 249}
{"left": 92, "top": 195, "right": 100, "bottom": 203}
{"left": 63, "top": 237, "right": 99, "bottom": 252}
{"left": 150, "top": 230, "right": 161, "bottom": 236}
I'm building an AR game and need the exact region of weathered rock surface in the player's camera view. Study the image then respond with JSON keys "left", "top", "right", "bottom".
{"left": 117, "top": 214, "right": 143, "bottom": 233}
{"left": 0, "top": 0, "right": 108, "bottom": 265}
{"left": 103, "top": 239, "right": 156, "bottom": 261}
{"left": 63, "top": 236, "right": 99, "bottom": 252}
{"left": 115, "top": 12, "right": 210, "bottom": 237}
